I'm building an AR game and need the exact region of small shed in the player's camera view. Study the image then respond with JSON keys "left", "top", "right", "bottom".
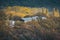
{"left": 9, "top": 16, "right": 24, "bottom": 27}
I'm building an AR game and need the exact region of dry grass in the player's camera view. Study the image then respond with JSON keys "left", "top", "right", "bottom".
{"left": 0, "top": 12, "right": 60, "bottom": 40}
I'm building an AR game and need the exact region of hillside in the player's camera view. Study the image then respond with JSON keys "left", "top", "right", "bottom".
{"left": 3, "top": 6, "right": 60, "bottom": 18}
{"left": 3, "top": 6, "right": 33, "bottom": 18}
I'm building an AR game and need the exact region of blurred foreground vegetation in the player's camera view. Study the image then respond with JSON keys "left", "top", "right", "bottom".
{"left": 0, "top": 10, "right": 60, "bottom": 40}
